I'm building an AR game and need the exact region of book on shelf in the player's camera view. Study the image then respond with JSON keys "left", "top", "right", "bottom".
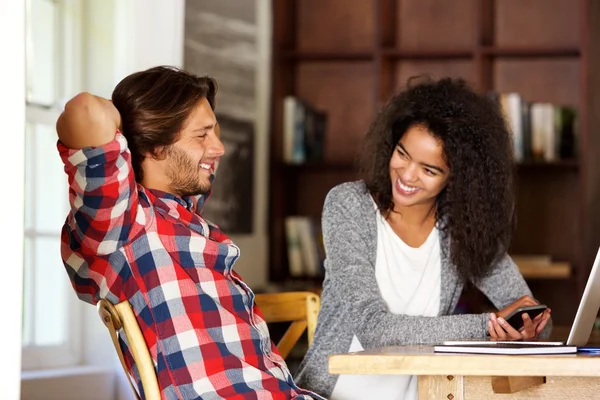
{"left": 283, "top": 96, "right": 327, "bottom": 164}
{"left": 487, "top": 91, "right": 578, "bottom": 163}
{"left": 284, "top": 216, "right": 325, "bottom": 278}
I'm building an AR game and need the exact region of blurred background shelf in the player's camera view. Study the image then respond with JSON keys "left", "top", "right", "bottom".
{"left": 517, "top": 262, "right": 572, "bottom": 279}
{"left": 381, "top": 48, "right": 474, "bottom": 59}
{"left": 516, "top": 159, "right": 579, "bottom": 170}
{"left": 479, "top": 46, "right": 580, "bottom": 57}
{"left": 279, "top": 51, "right": 375, "bottom": 61}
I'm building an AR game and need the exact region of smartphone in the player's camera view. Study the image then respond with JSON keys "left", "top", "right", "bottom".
{"left": 505, "top": 305, "right": 547, "bottom": 330}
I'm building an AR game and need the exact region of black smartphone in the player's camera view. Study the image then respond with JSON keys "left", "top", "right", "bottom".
{"left": 505, "top": 305, "right": 547, "bottom": 330}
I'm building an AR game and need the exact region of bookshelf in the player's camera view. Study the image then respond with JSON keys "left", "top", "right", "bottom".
{"left": 269, "top": 0, "right": 600, "bottom": 324}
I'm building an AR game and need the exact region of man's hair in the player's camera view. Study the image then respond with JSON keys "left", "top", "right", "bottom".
{"left": 359, "top": 76, "right": 515, "bottom": 282}
{"left": 111, "top": 65, "right": 218, "bottom": 182}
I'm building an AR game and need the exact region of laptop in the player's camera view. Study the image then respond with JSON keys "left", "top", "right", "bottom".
{"left": 437, "top": 245, "right": 600, "bottom": 353}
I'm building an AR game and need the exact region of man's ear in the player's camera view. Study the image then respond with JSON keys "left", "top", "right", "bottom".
{"left": 146, "top": 146, "right": 169, "bottom": 161}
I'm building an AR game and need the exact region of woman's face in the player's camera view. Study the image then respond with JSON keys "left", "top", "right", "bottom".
{"left": 389, "top": 125, "right": 450, "bottom": 210}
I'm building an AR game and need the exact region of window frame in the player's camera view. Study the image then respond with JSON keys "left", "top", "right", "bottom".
{"left": 21, "top": 0, "right": 84, "bottom": 371}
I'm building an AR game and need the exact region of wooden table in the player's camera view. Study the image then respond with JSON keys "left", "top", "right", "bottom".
{"left": 329, "top": 345, "right": 600, "bottom": 399}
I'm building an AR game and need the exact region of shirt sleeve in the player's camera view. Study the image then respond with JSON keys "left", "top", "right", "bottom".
{"left": 475, "top": 254, "right": 533, "bottom": 309}
{"left": 58, "top": 132, "right": 139, "bottom": 255}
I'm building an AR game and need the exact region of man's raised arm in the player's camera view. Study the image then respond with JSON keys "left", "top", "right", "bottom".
{"left": 56, "top": 92, "right": 121, "bottom": 149}
{"left": 56, "top": 91, "right": 138, "bottom": 256}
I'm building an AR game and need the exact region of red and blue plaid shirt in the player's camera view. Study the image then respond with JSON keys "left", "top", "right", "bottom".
{"left": 58, "top": 132, "right": 322, "bottom": 400}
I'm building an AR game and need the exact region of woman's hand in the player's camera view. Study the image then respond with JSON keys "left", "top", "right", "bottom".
{"left": 488, "top": 295, "right": 552, "bottom": 340}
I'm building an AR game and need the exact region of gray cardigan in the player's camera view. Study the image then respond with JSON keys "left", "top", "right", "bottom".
{"left": 295, "top": 181, "right": 543, "bottom": 398}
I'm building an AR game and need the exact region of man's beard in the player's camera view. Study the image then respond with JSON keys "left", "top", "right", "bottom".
{"left": 164, "top": 146, "right": 211, "bottom": 197}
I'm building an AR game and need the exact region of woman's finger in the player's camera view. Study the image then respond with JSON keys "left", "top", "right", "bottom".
{"left": 489, "top": 313, "right": 503, "bottom": 340}
{"left": 532, "top": 307, "right": 549, "bottom": 324}
{"left": 492, "top": 322, "right": 506, "bottom": 340}
{"left": 535, "top": 309, "right": 552, "bottom": 336}
{"left": 520, "top": 314, "right": 536, "bottom": 339}
{"left": 496, "top": 317, "right": 522, "bottom": 340}
{"left": 488, "top": 320, "right": 498, "bottom": 339}
{"left": 492, "top": 316, "right": 509, "bottom": 340}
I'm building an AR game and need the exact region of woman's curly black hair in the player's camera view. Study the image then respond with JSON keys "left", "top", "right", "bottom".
{"left": 359, "top": 76, "right": 515, "bottom": 282}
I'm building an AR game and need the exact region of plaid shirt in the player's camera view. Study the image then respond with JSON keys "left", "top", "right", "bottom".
{"left": 58, "top": 132, "right": 323, "bottom": 400}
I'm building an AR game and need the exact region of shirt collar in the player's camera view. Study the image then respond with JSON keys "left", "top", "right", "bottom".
{"left": 145, "top": 188, "right": 196, "bottom": 211}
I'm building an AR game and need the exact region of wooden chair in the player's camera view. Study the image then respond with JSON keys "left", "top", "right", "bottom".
{"left": 97, "top": 291, "right": 320, "bottom": 399}
{"left": 97, "top": 299, "right": 160, "bottom": 400}
{"left": 254, "top": 291, "right": 321, "bottom": 359}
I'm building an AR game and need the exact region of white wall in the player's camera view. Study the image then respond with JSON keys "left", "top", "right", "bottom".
{"left": 84, "top": 0, "right": 185, "bottom": 97}
{"left": 230, "top": 0, "right": 272, "bottom": 291}
{"left": 251, "top": 0, "right": 272, "bottom": 289}
{"left": 0, "top": 2, "right": 25, "bottom": 399}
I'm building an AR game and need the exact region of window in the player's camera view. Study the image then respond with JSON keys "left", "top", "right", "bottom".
{"left": 22, "top": 0, "right": 83, "bottom": 370}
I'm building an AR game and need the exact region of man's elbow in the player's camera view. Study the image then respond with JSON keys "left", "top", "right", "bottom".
{"left": 57, "top": 93, "right": 91, "bottom": 136}
{"left": 62, "top": 92, "right": 98, "bottom": 121}
{"left": 56, "top": 92, "right": 109, "bottom": 149}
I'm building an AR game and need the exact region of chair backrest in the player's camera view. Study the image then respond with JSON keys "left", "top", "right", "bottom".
{"left": 97, "top": 291, "right": 320, "bottom": 399}
{"left": 254, "top": 291, "right": 321, "bottom": 359}
{"left": 97, "top": 299, "right": 160, "bottom": 400}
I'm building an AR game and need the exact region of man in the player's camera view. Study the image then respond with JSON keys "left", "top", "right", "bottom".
{"left": 57, "top": 66, "right": 322, "bottom": 400}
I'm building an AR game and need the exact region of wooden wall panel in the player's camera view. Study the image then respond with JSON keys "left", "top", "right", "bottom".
{"left": 272, "top": 168, "right": 357, "bottom": 217}
{"left": 296, "top": 170, "right": 360, "bottom": 217}
{"left": 297, "top": 0, "right": 375, "bottom": 52}
{"left": 512, "top": 171, "right": 580, "bottom": 263}
{"left": 527, "top": 280, "right": 579, "bottom": 326}
{"left": 495, "top": 0, "right": 580, "bottom": 48}
{"left": 397, "top": 0, "right": 477, "bottom": 49}
{"left": 296, "top": 62, "right": 376, "bottom": 163}
{"left": 494, "top": 59, "right": 580, "bottom": 106}
{"left": 394, "top": 60, "right": 477, "bottom": 92}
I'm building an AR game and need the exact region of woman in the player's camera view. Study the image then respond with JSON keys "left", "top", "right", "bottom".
{"left": 295, "top": 77, "right": 552, "bottom": 400}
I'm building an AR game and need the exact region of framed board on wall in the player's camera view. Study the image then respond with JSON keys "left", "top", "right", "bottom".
{"left": 203, "top": 114, "right": 255, "bottom": 234}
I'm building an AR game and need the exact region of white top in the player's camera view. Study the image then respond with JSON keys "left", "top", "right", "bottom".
{"left": 330, "top": 206, "right": 441, "bottom": 400}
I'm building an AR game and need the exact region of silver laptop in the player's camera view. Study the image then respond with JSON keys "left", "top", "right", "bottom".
{"left": 564, "top": 245, "right": 600, "bottom": 346}
{"left": 444, "top": 245, "right": 600, "bottom": 347}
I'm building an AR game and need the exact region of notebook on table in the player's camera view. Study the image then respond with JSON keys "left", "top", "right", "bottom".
{"left": 434, "top": 341, "right": 577, "bottom": 355}
{"left": 435, "top": 245, "right": 600, "bottom": 355}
